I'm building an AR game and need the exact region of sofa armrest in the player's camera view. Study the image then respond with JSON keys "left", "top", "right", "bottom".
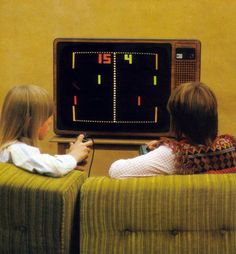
{"left": 80, "top": 175, "right": 236, "bottom": 254}
{"left": 0, "top": 163, "right": 86, "bottom": 254}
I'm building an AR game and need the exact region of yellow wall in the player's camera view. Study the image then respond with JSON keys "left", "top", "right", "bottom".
{"left": 0, "top": 0, "right": 236, "bottom": 150}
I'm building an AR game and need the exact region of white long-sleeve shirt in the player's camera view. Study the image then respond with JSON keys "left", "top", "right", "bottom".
{"left": 109, "top": 145, "right": 175, "bottom": 178}
{"left": 0, "top": 141, "right": 77, "bottom": 177}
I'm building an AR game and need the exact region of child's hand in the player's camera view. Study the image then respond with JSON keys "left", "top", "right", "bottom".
{"left": 146, "top": 140, "right": 160, "bottom": 151}
{"left": 74, "top": 165, "right": 86, "bottom": 171}
{"left": 68, "top": 134, "right": 93, "bottom": 163}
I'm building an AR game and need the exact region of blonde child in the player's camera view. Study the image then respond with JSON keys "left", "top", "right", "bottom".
{"left": 0, "top": 85, "right": 92, "bottom": 177}
{"left": 109, "top": 82, "right": 236, "bottom": 178}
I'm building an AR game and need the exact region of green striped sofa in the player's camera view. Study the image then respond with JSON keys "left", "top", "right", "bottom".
{"left": 80, "top": 174, "right": 236, "bottom": 254}
{"left": 0, "top": 163, "right": 86, "bottom": 254}
{"left": 1, "top": 163, "right": 236, "bottom": 254}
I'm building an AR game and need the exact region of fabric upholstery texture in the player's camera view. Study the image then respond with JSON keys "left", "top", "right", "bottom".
{"left": 0, "top": 163, "right": 86, "bottom": 254}
{"left": 80, "top": 175, "right": 236, "bottom": 254}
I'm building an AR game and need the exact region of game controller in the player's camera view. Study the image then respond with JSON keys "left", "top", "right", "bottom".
{"left": 139, "top": 144, "right": 150, "bottom": 155}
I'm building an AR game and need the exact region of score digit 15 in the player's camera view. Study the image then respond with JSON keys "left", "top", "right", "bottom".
{"left": 98, "top": 53, "right": 112, "bottom": 64}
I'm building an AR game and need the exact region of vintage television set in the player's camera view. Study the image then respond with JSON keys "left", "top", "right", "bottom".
{"left": 54, "top": 39, "right": 201, "bottom": 138}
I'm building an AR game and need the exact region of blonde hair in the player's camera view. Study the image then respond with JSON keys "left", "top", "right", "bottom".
{"left": 0, "top": 85, "right": 53, "bottom": 148}
{"left": 167, "top": 82, "right": 218, "bottom": 145}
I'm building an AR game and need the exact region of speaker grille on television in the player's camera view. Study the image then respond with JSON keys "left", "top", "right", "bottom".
{"left": 175, "top": 59, "right": 197, "bottom": 86}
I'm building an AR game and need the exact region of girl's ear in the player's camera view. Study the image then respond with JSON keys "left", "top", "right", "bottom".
{"left": 38, "top": 116, "right": 53, "bottom": 140}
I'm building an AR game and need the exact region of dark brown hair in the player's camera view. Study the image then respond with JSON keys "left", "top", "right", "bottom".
{"left": 167, "top": 82, "right": 218, "bottom": 145}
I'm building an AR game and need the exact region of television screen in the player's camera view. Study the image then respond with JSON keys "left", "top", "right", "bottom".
{"left": 54, "top": 39, "right": 200, "bottom": 138}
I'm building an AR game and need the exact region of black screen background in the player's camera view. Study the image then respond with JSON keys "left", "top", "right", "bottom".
{"left": 55, "top": 41, "right": 172, "bottom": 137}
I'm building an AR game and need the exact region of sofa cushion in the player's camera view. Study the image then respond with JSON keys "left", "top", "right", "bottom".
{"left": 0, "top": 163, "right": 86, "bottom": 254}
{"left": 80, "top": 174, "right": 236, "bottom": 254}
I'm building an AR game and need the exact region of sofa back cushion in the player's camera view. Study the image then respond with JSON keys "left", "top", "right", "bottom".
{"left": 0, "top": 163, "right": 86, "bottom": 254}
{"left": 80, "top": 174, "right": 236, "bottom": 254}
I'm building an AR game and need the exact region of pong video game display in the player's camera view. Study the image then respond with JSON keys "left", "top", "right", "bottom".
{"left": 54, "top": 39, "right": 201, "bottom": 138}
